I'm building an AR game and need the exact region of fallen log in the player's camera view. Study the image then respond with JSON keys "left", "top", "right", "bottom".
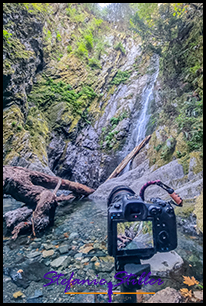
{"left": 106, "top": 135, "right": 151, "bottom": 181}
{"left": 3, "top": 166, "right": 95, "bottom": 239}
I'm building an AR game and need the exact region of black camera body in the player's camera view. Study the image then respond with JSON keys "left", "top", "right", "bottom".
{"left": 108, "top": 186, "right": 177, "bottom": 260}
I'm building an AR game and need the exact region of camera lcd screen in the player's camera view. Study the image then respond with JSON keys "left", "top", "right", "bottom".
{"left": 116, "top": 221, "right": 154, "bottom": 251}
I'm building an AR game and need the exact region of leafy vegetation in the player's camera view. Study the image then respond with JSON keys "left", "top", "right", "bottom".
{"left": 114, "top": 42, "right": 126, "bottom": 54}
{"left": 110, "top": 70, "right": 131, "bottom": 86}
{"left": 88, "top": 57, "right": 102, "bottom": 69}
{"left": 28, "top": 76, "right": 97, "bottom": 120}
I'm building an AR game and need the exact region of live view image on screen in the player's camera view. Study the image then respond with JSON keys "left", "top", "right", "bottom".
{"left": 117, "top": 221, "right": 154, "bottom": 251}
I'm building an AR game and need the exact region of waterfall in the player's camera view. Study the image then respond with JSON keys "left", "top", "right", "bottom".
{"left": 121, "top": 55, "right": 159, "bottom": 174}
{"left": 133, "top": 57, "right": 159, "bottom": 146}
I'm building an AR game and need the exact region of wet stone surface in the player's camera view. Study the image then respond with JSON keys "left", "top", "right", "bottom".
{"left": 3, "top": 197, "right": 203, "bottom": 303}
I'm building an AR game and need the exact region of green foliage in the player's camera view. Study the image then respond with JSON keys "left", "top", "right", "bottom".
{"left": 22, "top": 3, "right": 49, "bottom": 15}
{"left": 74, "top": 13, "right": 85, "bottom": 23}
{"left": 88, "top": 57, "right": 101, "bottom": 69}
{"left": 67, "top": 45, "right": 72, "bottom": 53}
{"left": 110, "top": 112, "right": 128, "bottom": 127}
{"left": 154, "top": 144, "right": 162, "bottom": 152}
{"left": 95, "top": 40, "right": 108, "bottom": 59}
{"left": 110, "top": 70, "right": 131, "bottom": 86}
{"left": 44, "top": 29, "right": 52, "bottom": 41}
{"left": 84, "top": 32, "right": 93, "bottom": 51}
{"left": 3, "top": 29, "right": 12, "bottom": 44}
{"left": 56, "top": 31, "right": 61, "bottom": 42}
{"left": 175, "top": 97, "right": 203, "bottom": 152}
{"left": 160, "top": 137, "right": 176, "bottom": 161}
{"left": 66, "top": 5, "right": 76, "bottom": 17}
{"left": 17, "top": 125, "right": 22, "bottom": 131}
{"left": 28, "top": 76, "right": 97, "bottom": 121}
{"left": 114, "top": 42, "right": 126, "bottom": 54}
{"left": 75, "top": 41, "right": 88, "bottom": 58}
{"left": 11, "top": 121, "right": 16, "bottom": 127}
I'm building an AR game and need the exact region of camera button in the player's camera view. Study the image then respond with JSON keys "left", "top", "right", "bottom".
{"left": 166, "top": 207, "right": 174, "bottom": 214}
{"left": 158, "top": 230, "right": 169, "bottom": 243}
{"left": 117, "top": 213, "right": 121, "bottom": 217}
{"left": 162, "top": 223, "right": 166, "bottom": 227}
{"left": 114, "top": 203, "right": 121, "bottom": 209}
{"left": 150, "top": 207, "right": 158, "bottom": 215}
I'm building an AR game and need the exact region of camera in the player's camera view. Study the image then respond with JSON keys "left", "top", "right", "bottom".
{"left": 108, "top": 185, "right": 177, "bottom": 260}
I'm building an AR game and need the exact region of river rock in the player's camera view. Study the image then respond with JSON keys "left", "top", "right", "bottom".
{"left": 69, "top": 232, "right": 79, "bottom": 240}
{"left": 50, "top": 256, "right": 69, "bottom": 268}
{"left": 58, "top": 245, "right": 69, "bottom": 254}
{"left": 94, "top": 261, "right": 114, "bottom": 273}
{"left": 141, "top": 251, "right": 184, "bottom": 277}
{"left": 26, "top": 251, "right": 42, "bottom": 259}
{"left": 145, "top": 287, "right": 182, "bottom": 303}
{"left": 42, "top": 250, "right": 54, "bottom": 258}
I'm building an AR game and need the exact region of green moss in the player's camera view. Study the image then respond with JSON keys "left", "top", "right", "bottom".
{"left": 173, "top": 132, "right": 188, "bottom": 159}
{"left": 110, "top": 70, "right": 131, "bottom": 86}
{"left": 174, "top": 198, "right": 196, "bottom": 218}
{"left": 189, "top": 151, "right": 203, "bottom": 174}
{"left": 194, "top": 190, "right": 203, "bottom": 233}
{"left": 177, "top": 153, "right": 190, "bottom": 175}
{"left": 114, "top": 42, "right": 126, "bottom": 54}
{"left": 27, "top": 75, "right": 97, "bottom": 123}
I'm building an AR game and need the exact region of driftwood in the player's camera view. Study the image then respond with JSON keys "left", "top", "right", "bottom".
{"left": 3, "top": 166, "right": 95, "bottom": 239}
{"left": 106, "top": 135, "right": 151, "bottom": 181}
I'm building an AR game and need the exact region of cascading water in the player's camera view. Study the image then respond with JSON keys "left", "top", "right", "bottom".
{"left": 121, "top": 54, "right": 159, "bottom": 174}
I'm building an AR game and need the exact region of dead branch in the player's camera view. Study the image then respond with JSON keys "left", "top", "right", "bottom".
{"left": 3, "top": 166, "right": 95, "bottom": 239}
{"left": 106, "top": 135, "right": 151, "bottom": 180}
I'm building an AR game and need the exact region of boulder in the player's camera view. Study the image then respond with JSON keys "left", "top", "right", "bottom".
{"left": 145, "top": 287, "right": 182, "bottom": 303}
{"left": 141, "top": 251, "right": 184, "bottom": 277}
{"left": 50, "top": 255, "right": 69, "bottom": 268}
{"left": 89, "top": 159, "right": 202, "bottom": 202}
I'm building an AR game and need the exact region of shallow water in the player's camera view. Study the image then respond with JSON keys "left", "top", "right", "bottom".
{"left": 3, "top": 196, "right": 203, "bottom": 303}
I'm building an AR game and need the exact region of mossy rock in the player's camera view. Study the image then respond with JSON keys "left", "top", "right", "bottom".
{"left": 194, "top": 190, "right": 203, "bottom": 233}
{"left": 174, "top": 198, "right": 196, "bottom": 218}
{"left": 173, "top": 132, "right": 188, "bottom": 159}
{"left": 189, "top": 151, "right": 203, "bottom": 175}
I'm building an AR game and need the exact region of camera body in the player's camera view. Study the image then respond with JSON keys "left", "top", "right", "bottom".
{"left": 108, "top": 186, "right": 177, "bottom": 260}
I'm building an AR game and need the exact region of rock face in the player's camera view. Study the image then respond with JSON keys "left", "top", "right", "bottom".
{"left": 145, "top": 287, "right": 182, "bottom": 303}
{"left": 3, "top": 3, "right": 159, "bottom": 186}
{"left": 89, "top": 158, "right": 203, "bottom": 202}
{"left": 3, "top": 4, "right": 44, "bottom": 111}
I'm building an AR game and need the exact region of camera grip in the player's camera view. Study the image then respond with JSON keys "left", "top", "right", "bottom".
{"left": 169, "top": 192, "right": 183, "bottom": 206}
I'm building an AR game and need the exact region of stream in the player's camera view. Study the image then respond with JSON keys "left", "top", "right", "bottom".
{"left": 3, "top": 195, "right": 203, "bottom": 303}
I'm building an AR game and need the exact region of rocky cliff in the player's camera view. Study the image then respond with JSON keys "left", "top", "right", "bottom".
{"left": 3, "top": 3, "right": 203, "bottom": 231}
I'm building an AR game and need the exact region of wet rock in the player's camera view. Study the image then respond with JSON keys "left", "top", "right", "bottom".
{"left": 50, "top": 255, "right": 70, "bottom": 268}
{"left": 193, "top": 290, "right": 203, "bottom": 301}
{"left": 74, "top": 252, "right": 83, "bottom": 260}
{"left": 58, "top": 245, "right": 69, "bottom": 254}
{"left": 90, "top": 256, "right": 98, "bottom": 262}
{"left": 42, "top": 250, "right": 54, "bottom": 258}
{"left": 47, "top": 135, "right": 66, "bottom": 171}
{"left": 27, "top": 289, "right": 43, "bottom": 303}
{"left": 71, "top": 292, "right": 94, "bottom": 303}
{"left": 94, "top": 262, "right": 114, "bottom": 273}
{"left": 145, "top": 287, "right": 182, "bottom": 303}
{"left": 90, "top": 159, "right": 202, "bottom": 202}
{"left": 69, "top": 232, "right": 79, "bottom": 240}
{"left": 141, "top": 251, "right": 184, "bottom": 277}
{"left": 26, "top": 251, "right": 42, "bottom": 259}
